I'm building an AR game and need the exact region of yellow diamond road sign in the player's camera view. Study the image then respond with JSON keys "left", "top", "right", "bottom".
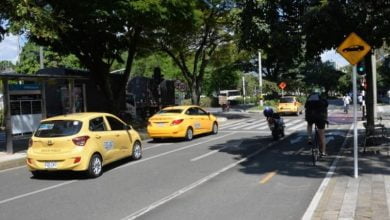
{"left": 336, "top": 32, "right": 371, "bottom": 65}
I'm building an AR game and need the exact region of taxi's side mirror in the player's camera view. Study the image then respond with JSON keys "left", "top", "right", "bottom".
{"left": 125, "top": 125, "right": 132, "bottom": 130}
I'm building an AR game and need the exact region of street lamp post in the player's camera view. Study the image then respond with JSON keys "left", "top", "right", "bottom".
{"left": 258, "top": 52, "right": 263, "bottom": 106}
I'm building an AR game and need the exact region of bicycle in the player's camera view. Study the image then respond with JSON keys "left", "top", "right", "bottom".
{"left": 309, "top": 121, "right": 329, "bottom": 166}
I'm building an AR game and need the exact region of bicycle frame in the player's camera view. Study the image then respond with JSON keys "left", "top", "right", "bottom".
{"left": 311, "top": 125, "right": 320, "bottom": 166}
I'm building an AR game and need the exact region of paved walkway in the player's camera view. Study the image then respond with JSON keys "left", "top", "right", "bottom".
{"left": 304, "top": 105, "right": 390, "bottom": 220}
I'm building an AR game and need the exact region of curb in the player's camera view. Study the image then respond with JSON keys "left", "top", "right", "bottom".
{"left": 0, "top": 154, "right": 26, "bottom": 171}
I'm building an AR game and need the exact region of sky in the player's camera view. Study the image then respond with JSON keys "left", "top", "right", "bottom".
{"left": 0, "top": 34, "right": 21, "bottom": 63}
{"left": 0, "top": 34, "right": 350, "bottom": 67}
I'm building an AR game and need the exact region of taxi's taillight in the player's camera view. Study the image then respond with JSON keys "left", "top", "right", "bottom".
{"left": 72, "top": 136, "right": 90, "bottom": 146}
{"left": 28, "top": 139, "right": 33, "bottom": 148}
{"left": 171, "top": 119, "right": 184, "bottom": 126}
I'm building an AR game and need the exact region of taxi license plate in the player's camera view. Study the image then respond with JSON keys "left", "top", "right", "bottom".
{"left": 45, "top": 162, "right": 57, "bottom": 169}
{"left": 156, "top": 123, "right": 165, "bottom": 127}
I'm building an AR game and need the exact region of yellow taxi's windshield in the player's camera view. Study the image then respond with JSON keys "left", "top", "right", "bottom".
{"left": 280, "top": 97, "right": 295, "bottom": 103}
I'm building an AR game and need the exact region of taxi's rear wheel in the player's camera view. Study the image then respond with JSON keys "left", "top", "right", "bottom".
{"left": 87, "top": 154, "right": 102, "bottom": 178}
{"left": 185, "top": 127, "right": 193, "bottom": 141}
{"left": 31, "top": 171, "right": 44, "bottom": 179}
{"left": 211, "top": 122, "right": 218, "bottom": 134}
{"left": 131, "top": 141, "right": 142, "bottom": 160}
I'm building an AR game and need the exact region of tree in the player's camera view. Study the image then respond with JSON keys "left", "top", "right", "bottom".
{"left": 0, "top": 61, "right": 15, "bottom": 73}
{"left": 301, "top": 60, "right": 343, "bottom": 96}
{"left": 158, "top": 0, "right": 237, "bottom": 104}
{"left": 239, "top": 0, "right": 308, "bottom": 82}
{"left": 9, "top": 0, "right": 193, "bottom": 113}
{"left": 15, "top": 41, "right": 81, "bottom": 74}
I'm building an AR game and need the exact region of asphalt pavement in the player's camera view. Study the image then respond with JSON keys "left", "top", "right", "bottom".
{"left": 0, "top": 102, "right": 389, "bottom": 220}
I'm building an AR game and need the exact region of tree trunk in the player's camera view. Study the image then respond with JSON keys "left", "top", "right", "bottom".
{"left": 191, "top": 83, "right": 200, "bottom": 105}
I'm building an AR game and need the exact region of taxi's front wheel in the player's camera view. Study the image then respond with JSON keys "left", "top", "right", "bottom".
{"left": 87, "top": 154, "right": 102, "bottom": 178}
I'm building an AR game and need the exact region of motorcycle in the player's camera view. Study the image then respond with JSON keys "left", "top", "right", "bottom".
{"left": 265, "top": 112, "right": 285, "bottom": 140}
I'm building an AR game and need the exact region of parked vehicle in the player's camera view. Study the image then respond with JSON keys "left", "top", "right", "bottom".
{"left": 264, "top": 107, "right": 285, "bottom": 140}
{"left": 147, "top": 105, "right": 218, "bottom": 141}
{"left": 27, "top": 112, "right": 142, "bottom": 178}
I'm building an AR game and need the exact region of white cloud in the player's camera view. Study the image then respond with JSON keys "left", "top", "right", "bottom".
{"left": 321, "top": 49, "right": 349, "bottom": 68}
{"left": 0, "top": 34, "right": 21, "bottom": 63}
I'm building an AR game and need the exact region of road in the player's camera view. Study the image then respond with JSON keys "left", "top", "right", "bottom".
{"left": 0, "top": 106, "right": 353, "bottom": 220}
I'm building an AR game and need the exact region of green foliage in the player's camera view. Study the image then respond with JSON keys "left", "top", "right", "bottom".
{"left": 303, "top": 1, "right": 390, "bottom": 58}
{"left": 131, "top": 53, "right": 182, "bottom": 80}
{"left": 15, "top": 41, "right": 81, "bottom": 74}
{"left": 0, "top": 60, "right": 15, "bottom": 73}
{"left": 239, "top": 0, "right": 308, "bottom": 81}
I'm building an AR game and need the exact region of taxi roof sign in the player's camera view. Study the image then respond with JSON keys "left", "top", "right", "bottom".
{"left": 336, "top": 32, "right": 371, "bottom": 65}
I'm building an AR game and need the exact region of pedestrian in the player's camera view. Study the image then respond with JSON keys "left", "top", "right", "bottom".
{"left": 358, "top": 93, "right": 363, "bottom": 110}
{"left": 343, "top": 94, "right": 351, "bottom": 113}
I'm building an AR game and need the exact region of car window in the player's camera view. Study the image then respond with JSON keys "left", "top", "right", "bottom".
{"left": 106, "top": 116, "right": 126, "bottom": 131}
{"left": 196, "top": 108, "right": 208, "bottom": 115}
{"left": 280, "top": 97, "right": 295, "bottom": 103}
{"left": 34, "top": 120, "right": 82, "bottom": 137}
{"left": 158, "top": 109, "right": 183, "bottom": 114}
{"left": 186, "top": 108, "right": 198, "bottom": 115}
{"left": 89, "top": 117, "right": 107, "bottom": 131}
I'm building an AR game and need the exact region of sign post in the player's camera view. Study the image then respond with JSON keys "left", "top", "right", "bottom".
{"left": 336, "top": 32, "right": 371, "bottom": 179}
{"left": 278, "top": 82, "right": 286, "bottom": 97}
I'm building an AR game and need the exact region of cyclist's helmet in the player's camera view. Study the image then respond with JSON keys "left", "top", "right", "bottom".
{"left": 263, "top": 107, "right": 274, "bottom": 117}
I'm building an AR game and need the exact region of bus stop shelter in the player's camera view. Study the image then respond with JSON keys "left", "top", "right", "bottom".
{"left": 0, "top": 72, "right": 88, "bottom": 154}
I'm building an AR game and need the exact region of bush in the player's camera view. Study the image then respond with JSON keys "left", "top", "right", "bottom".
{"left": 181, "top": 97, "right": 215, "bottom": 107}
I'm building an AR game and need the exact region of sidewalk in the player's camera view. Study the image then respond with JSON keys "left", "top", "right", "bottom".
{"left": 305, "top": 106, "right": 390, "bottom": 220}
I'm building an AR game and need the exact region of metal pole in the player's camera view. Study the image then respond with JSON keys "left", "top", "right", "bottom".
{"left": 242, "top": 76, "right": 246, "bottom": 104}
{"left": 258, "top": 52, "right": 263, "bottom": 106}
{"left": 353, "top": 65, "right": 358, "bottom": 178}
{"left": 371, "top": 51, "right": 377, "bottom": 118}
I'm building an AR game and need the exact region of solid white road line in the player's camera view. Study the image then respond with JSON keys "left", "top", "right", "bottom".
{"left": 301, "top": 124, "right": 354, "bottom": 220}
{"left": 121, "top": 138, "right": 279, "bottom": 220}
{"left": 0, "top": 165, "right": 26, "bottom": 174}
{"left": 116, "top": 133, "right": 237, "bottom": 170}
{"left": 0, "top": 134, "right": 236, "bottom": 205}
{"left": 0, "top": 180, "right": 77, "bottom": 205}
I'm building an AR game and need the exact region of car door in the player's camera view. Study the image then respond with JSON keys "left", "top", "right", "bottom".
{"left": 196, "top": 107, "right": 212, "bottom": 133}
{"left": 186, "top": 107, "right": 202, "bottom": 134}
{"left": 105, "top": 116, "right": 133, "bottom": 160}
{"left": 88, "top": 117, "right": 117, "bottom": 163}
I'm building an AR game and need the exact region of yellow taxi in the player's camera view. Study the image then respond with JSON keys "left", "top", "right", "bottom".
{"left": 147, "top": 105, "right": 218, "bottom": 141}
{"left": 27, "top": 112, "right": 142, "bottom": 178}
{"left": 277, "top": 96, "right": 303, "bottom": 116}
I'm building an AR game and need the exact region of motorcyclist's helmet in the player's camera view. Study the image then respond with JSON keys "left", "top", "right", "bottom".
{"left": 263, "top": 107, "right": 274, "bottom": 117}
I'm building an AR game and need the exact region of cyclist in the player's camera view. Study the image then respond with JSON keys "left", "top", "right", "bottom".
{"left": 305, "top": 91, "right": 328, "bottom": 157}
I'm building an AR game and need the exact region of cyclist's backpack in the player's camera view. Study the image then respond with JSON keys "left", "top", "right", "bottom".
{"left": 305, "top": 94, "right": 328, "bottom": 121}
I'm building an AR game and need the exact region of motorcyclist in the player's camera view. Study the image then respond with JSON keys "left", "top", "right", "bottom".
{"left": 263, "top": 107, "right": 285, "bottom": 139}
